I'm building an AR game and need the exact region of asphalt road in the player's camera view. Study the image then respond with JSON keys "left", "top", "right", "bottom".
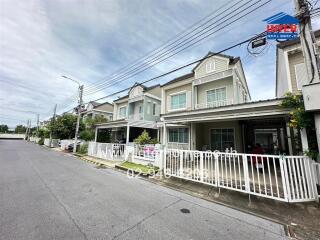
{"left": 0, "top": 140, "right": 287, "bottom": 240}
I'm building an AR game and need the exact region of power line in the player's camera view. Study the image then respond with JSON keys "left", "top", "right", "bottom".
{"left": 83, "top": 0, "right": 270, "bottom": 95}
{"left": 83, "top": 0, "right": 242, "bottom": 92}
{"left": 83, "top": 0, "right": 269, "bottom": 95}
{"left": 83, "top": 31, "right": 266, "bottom": 104}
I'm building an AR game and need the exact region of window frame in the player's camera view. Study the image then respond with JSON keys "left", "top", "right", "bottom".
{"left": 206, "top": 87, "right": 227, "bottom": 106}
{"left": 170, "top": 91, "right": 187, "bottom": 111}
{"left": 205, "top": 60, "right": 216, "bottom": 73}
{"left": 210, "top": 128, "right": 235, "bottom": 151}
{"left": 118, "top": 106, "right": 127, "bottom": 119}
{"left": 152, "top": 103, "right": 156, "bottom": 116}
{"left": 168, "top": 128, "right": 189, "bottom": 144}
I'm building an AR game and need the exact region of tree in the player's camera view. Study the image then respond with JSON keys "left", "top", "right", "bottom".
{"left": 0, "top": 124, "right": 9, "bottom": 133}
{"left": 15, "top": 125, "right": 26, "bottom": 134}
{"left": 79, "top": 116, "right": 109, "bottom": 141}
{"left": 48, "top": 113, "right": 85, "bottom": 139}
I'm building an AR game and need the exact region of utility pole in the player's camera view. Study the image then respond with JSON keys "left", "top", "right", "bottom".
{"left": 36, "top": 113, "right": 39, "bottom": 137}
{"left": 49, "top": 104, "right": 57, "bottom": 147}
{"left": 25, "top": 119, "right": 29, "bottom": 140}
{"left": 295, "top": 0, "right": 320, "bottom": 156}
{"left": 74, "top": 85, "right": 83, "bottom": 153}
{"left": 295, "top": 0, "right": 320, "bottom": 83}
{"left": 61, "top": 76, "right": 84, "bottom": 153}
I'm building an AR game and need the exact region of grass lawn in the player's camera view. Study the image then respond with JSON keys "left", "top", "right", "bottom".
{"left": 119, "top": 161, "right": 159, "bottom": 175}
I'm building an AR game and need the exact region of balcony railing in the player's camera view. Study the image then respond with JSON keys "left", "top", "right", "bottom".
{"left": 195, "top": 99, "right": 233, "bottom": 110}
{"left": 128, "top": 113, "right": 143, "bottom": 120}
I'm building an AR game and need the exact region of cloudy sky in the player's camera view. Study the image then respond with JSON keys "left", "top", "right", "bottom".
{"left": 0, "top": 0, "right": 319, "bottom": 128}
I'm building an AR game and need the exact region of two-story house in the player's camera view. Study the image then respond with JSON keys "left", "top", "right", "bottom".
{"left": 82, "top": 101, "right": 114, "bottom": 121}
{"left": 276, "top": 30, "right": 320, "bottom": 154}
{"left": 95, "top": 83, "right": 161, "bottom": 143}
{"left": 160, "top": 52, "right": 294, "bottom": 155}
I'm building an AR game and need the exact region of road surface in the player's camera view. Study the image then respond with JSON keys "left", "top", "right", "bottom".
{"left": 0, "top": 140, "right": 287, "bottom": 240}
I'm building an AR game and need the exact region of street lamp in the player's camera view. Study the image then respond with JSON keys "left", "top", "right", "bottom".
{"left": 61, "top": 76, "right": 84, "bottom": 153}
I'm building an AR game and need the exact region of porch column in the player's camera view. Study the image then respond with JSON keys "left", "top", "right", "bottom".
{"left": 300, "top": 128, "right": 309, "bottom": 152}
{"left": 94, "top": 127, "right": 98, "bottom": 142}
{"left": 286, "top": 122, "right": 293, "bottom": 155}
{"left": 163, "top": 123, "right": 167, "bottom": 146}
{"left": 194, "top": 86, "right": 198, "bottom": 109}
{"left": 126, "top": 124, "right": 130, "bottom": 144}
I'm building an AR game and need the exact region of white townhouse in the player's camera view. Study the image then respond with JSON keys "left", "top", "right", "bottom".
{"left": 82, "top": 101, "right": 114, "bottom": 121}
{"left": 160, "top": 52, "right": 296, "bottom": 155}
{"left": 95, "top": 83, "right": 161, "bottom": 143}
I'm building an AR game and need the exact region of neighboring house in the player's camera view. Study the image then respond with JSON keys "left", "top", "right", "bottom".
{"left": 276, "top": 30, "right": 320, "bottom": 97}
{"left": 276, "top": 29, "right": 320, "bottom": 153}
{"left": 160, "top": 52, "right": 295, "bottom": 155}
{"left": 95, "top": 83, "right": 161, "bottom": 143}
{"left": 82, "top": 101, "right": 113, "bottom": 121}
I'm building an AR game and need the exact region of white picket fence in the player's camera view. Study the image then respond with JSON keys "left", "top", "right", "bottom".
{"left": 164, "top": 149, "right": 319, "bottom": 203}
{"left": 88, "top": 142, "right": 126, "bottom": 161}
{"left": 86, "top": 142, "right": 319, "bottom": 203}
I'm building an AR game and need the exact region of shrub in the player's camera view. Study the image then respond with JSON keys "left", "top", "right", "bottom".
{"left": 134, "top": 130, "right": 159, "bottom": 145}
{"left": 78, "top": 143, "right": 88, "bottom": 155}
{"left": 38, "top": 138, "right": 44, "bottom": 145}
{"left": 79, "top": 129, "right": 95, "bottom": 141}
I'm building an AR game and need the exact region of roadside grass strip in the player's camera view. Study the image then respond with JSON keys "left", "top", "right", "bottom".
{"left": 116, "top": 161, "right": 159, "bottom": 176}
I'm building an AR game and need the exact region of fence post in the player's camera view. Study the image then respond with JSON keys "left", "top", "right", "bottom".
{"left": 242, "top": 154, "right": 250, "bottom": 192}
{"left": 179, "top": 151, "right": 183, "bottom": 177}
{"left": 163, "top": 146, "right": 167, "bottom": 176}
{"left": 214, "top": 152, "right": 219, "bottom": 187}
{"left": 280, "top": 155, "right": 290, "bottom": 202}
{"left": 200, "top": 152, "right": 204, "bottom": 182}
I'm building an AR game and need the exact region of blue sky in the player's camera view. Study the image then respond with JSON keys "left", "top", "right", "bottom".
{"left": 0, "top": 0, "right": 319, "bottom": 128}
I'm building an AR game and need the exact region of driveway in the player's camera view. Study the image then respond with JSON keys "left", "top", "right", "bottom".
{"left": 0, "top": 140, "right": 287, "bottom": 239}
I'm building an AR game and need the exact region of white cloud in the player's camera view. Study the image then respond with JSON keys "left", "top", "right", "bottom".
{"left": 0, "top": 0, "right": 300, "bottom": 127}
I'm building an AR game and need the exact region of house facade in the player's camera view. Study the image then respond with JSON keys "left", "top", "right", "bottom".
{"left": 95, "top": 83, "right": 161, "bottom": 143}
{"left": 92, "top": 52, "right": 298, "bottom": 155}
{"left": 82, "top": 101, "right": 113, "bottom": 121}
{"left": 276, "top": 30, "right": 320, "bottom": 155}
{"left": 160, "top": 53, "right": 295, "bottom": 155}
{"left": 276, "top": 30, "right": 320, "bottom": 97}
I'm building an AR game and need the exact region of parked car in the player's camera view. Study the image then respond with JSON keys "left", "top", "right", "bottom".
{"left": 67, "top": 140, "right": 82, "bottom": 152}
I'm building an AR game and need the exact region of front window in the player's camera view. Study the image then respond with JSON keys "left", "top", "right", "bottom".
{"left": 206, "top": 60, "right": 215, "bottom": 73}
{"left": 171, "top": 93, "right": 186, "bottom": 110}
{"left": 168, "top": 128, "right": 189, "bottom": 143}
{"left": 119, "top": 106, "right": 127, "bottom": 118}
{"left": 152, "top": 103, "right": 156, "bottom": 115}
{"left": 211, "top": 128, "right": 235, "bottom": 151}
{"left": 207, "top": 87, "right": 226, "bottom": 107}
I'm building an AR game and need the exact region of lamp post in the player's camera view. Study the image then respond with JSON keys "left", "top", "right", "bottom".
{"left": 62, "top": 76, "right": 84, "bottom": 153}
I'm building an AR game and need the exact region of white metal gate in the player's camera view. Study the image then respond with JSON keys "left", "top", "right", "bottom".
{"left": 164, "top": 149, "right": 319, "bottom": 203}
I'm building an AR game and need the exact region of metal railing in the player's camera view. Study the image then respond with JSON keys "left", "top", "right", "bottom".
{"left": 88, "top": 142, "right": 126, "bottom": 161}
{"left": 128, "top": 113, "right": 143, "bottom": 120}
{"left": 195, "top": 99, "right": 233, "bottom": 110}
{"left": 134, "top": 144, "right": 158, "bottom": 161}
{"left": 164, "top": 149, "right": 318, "bottom": 202}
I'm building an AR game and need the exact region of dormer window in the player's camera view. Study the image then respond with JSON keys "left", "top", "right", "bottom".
{"left": 206, "top": 60, "right": 215, "bottom": 73}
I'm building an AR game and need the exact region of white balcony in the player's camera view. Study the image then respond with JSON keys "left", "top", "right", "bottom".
{"left": 195, "top": 99, "right": 233, "bottom": 110}
{"left": 128, "top": 113, "right": 143, "bottom": 121}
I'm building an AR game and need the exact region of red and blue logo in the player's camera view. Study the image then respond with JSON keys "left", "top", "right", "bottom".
{"left": 263, "top": 12, "right": 299, "bottom": 40}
